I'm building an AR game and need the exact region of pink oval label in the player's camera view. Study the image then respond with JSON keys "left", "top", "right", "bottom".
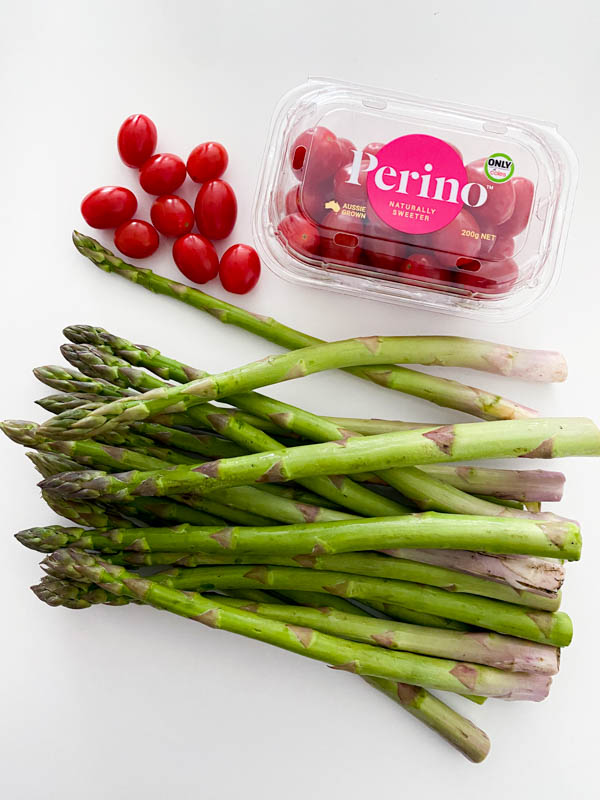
{"left": 366, "top": 134, "right": 467, "bottom": 235}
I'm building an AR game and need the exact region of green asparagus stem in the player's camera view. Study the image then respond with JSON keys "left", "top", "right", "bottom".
{"left": 67, "top": 331, "right": 565, "bottom": 522}
{"left": 363, "top": 600, "right": 472, "bottom": 631}
{"left": 41, "top": 549, "right": 552, "bottom": 699}
{"left": 417, "top": 465, "right": 565, "bottom": 503}
{"left": 48, "top": 350, "right": 411, "bottom": 522}
{"left": 31, "top": 575, "right": 487, "bottom": 760}
{"left": 71, "top": 233, "right": 548, "bottom": 420}
{"left": 39, "top": 418, "right": 600, "bottom": 503}
{"left": 214, "top": 595, "right": 559, "bottom": 674}
{"left": 50, "top": 331, "right": 567, "bottom": 439}
{"left": 18, "top": 511, "right": 582, "bottom": 562}
{"left": 387, "top": 549, "right": 565, "bottom": 597}
{"left": 141, "top": 564, "right": 572, "bottom": 646}
{"left": 95, "top": 549, "right": 558, "bottom": 610}
{"left": 363, "top": 678, "right": 490, "bottom": 761}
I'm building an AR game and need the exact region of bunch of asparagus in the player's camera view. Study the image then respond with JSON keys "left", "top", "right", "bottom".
{"left": 5, "top": 234, "right": 600, "bottom": 764}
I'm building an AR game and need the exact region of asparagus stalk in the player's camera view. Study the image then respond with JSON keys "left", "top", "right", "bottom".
{"left": 18, "top": 511, "right": 582, "bottom": 562}
{"left": 31, "top": 575, "right": 488, "bottom": 761}
{"left": 48, "top": 354, "right": 412, "bottom": 522}
{"left": 100, "top": 551, "right": 472, "bottom": 631}
{"left": 99, "top": 549, "right": 559, "bottom": 610}
{"left": 214, "top": 595, "right": 559, "bottom": 674}
{"left": 69, "top": 331, "right": 567, "bottom": 522}
{"left": 41, "top": 549, "right": 552, "bottom": 699}
{"left": 363, "top": 678, "right": 490, "bottom": 761}
{"left": 71, "top": 233, "right": 546, "bottom": 420}
{"left": 387, "top": 549, "right": 565, "bottom": 597}
{"left": 418, "top": 465, "right": 565, "bottom": 503}
{"left": 37, "top": 390, "right": 567, "bottom": 504}
{"left": 48, "top": 331, "right": 567, "bottom": 439}
{"left": 142, "top": 564, "right": 572, "bottom": 646}
{"left": 39, "top": 418, "right": 600, "bottom": 502}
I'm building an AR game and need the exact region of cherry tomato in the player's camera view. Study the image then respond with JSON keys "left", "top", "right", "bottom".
{"left": 456, "top": 257, "right": 519, "bottom": 295}
{"left": 278, "top": 213, "right": 320, "bottom": 256}
{"left": 490, "top": 235, "right": 515, "bottom": 260}
{"left": 114, "top": 219, "right": 159, "bottom": 258}
{"left": 150, "top": 195, "right": 194, "bottom": 237}
{"left": 337, "top": 137, "right": 356, "bottom": 165}
{"left": 187, "top": 142, "right": 229, "bottom": 183}
{"left": 429, "top": 209, "right": 481, "bottom": 265}
{"left": 465, "top": 159, "right": 516, "bottom": 227}
{"left": 117, "top": 114, "right": 157, "bottom": 167}
{"left": 320, "top": 212, "right": 363, "bottom": 264}
{"left": 219, "top": 244, "right": 261, "bottom": 294}
{"left": 81, "top": 186, "right": 137, "bottom": 229}
{"left": 285, "top": 184, "right": 331, "bottom": 224}
{"left": 139, "top": 153, "right": 186, "bottom": 195}
{"left": 194, "top": 180, "right": 237, "bottom": 240}
{"left": 498, "top": 177, "right": 534, "bottom": 237}
{"left": 402, "top": 251, "right": 451, "bottom": 285}
{"left": 172, "top": 234, "right": 219, "bottom": 283}
{"left": 290, "top": 127, "right": 344, "bottom": 181}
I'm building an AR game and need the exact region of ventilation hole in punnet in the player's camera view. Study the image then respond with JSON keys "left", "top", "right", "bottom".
{"left": 456, "top": 258, "right": 481, "bottom": 272}
{"left": 333, "top": 233, "right": 359, "bottom": 248}
{"left": 292, "top": 146, "right": 307, "bottom": 171}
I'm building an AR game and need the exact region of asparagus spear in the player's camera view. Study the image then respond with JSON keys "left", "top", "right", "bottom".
{"left": 45, "top": 365, "right": 412, "bottom": 522}
{"left": 71, "top": 233, "right": 544, "bottom": 420}
{"left": 47, "top": 330, "right": 568, "bottom": 439}
{"left": 142, "top": 564, "right": 572, "bottom": 646}
{"left": 387, "top": 549, "right": 565, "bottom": 597}
{"left": 30, "top": 575, "right": 488, "bottom": 761}
{"left": 41, "top": 549, "right": 552, "bottom": 699}
{"left": 38, "top": 389, "right": 567, "bottom": 503}
{"left": 39, "top": 418, "right": 600, "bottom": 502}
{"left": 94, "top": 549, "right": 558, "bottom": 610}
{"left": 18, "top": 511, "right": 582, "bottom": 561}
{"left": 362, "top": 679, "right": 490, "bottom": 761}
{"left": 214, "top": 595, "right": 558, "bottom": 674}
{"left": 33, "top": 364, "right": 135, "bottom": 396}
{"left": 66, "top": 332, "right": 567, "bottom": 522}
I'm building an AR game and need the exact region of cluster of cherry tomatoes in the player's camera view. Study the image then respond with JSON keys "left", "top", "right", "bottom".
{"left": 80, "top": 115, "right": 260, "bottom": 294}
{"left": 278, "top": 126, "right": 534, "bottom": 295}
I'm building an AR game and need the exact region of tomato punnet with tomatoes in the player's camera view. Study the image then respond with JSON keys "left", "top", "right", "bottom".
{"left": 117, "top": 114, "right": 157, "bottom": 167}
{"left": 290, "top": 127, "right": 344, "bottom": 181}
{"left": 219, "top": 244, "right": 261, "bottom": 294}
{"left": 139, "top": 153, "right": 186, "bottom": 195}
{"left": 278, "top": 213, "right": 320, "bottom": 256}
{"left": 114, "top": 220, "right": 159, "bottom": 259}
{"left": 81, "top": 186, "right": 137, "bottom": 229}
{"left": 151, "top": 195, "right": 194, "bottom": 237}
{"left": 173, "top": 234, "right": 219, "bottom": 283}
{"left": 187, "top": 142, "right": 229, "bottom": 183}
{"left": 194, "top": 180, "right": 237, "bottom": 240}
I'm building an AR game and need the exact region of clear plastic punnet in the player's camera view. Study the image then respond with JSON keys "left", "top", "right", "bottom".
{"left": 253, "top": 78, "right": 577, "bottom": 321}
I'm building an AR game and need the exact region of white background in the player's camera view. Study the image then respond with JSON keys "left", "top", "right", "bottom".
{"left": 1, "top": 1, "right": 598, "bottom": 796}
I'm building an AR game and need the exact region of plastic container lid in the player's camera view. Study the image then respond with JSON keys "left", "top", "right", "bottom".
{"left": 253, "top": 78, "right": 577, "bottom": 321}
